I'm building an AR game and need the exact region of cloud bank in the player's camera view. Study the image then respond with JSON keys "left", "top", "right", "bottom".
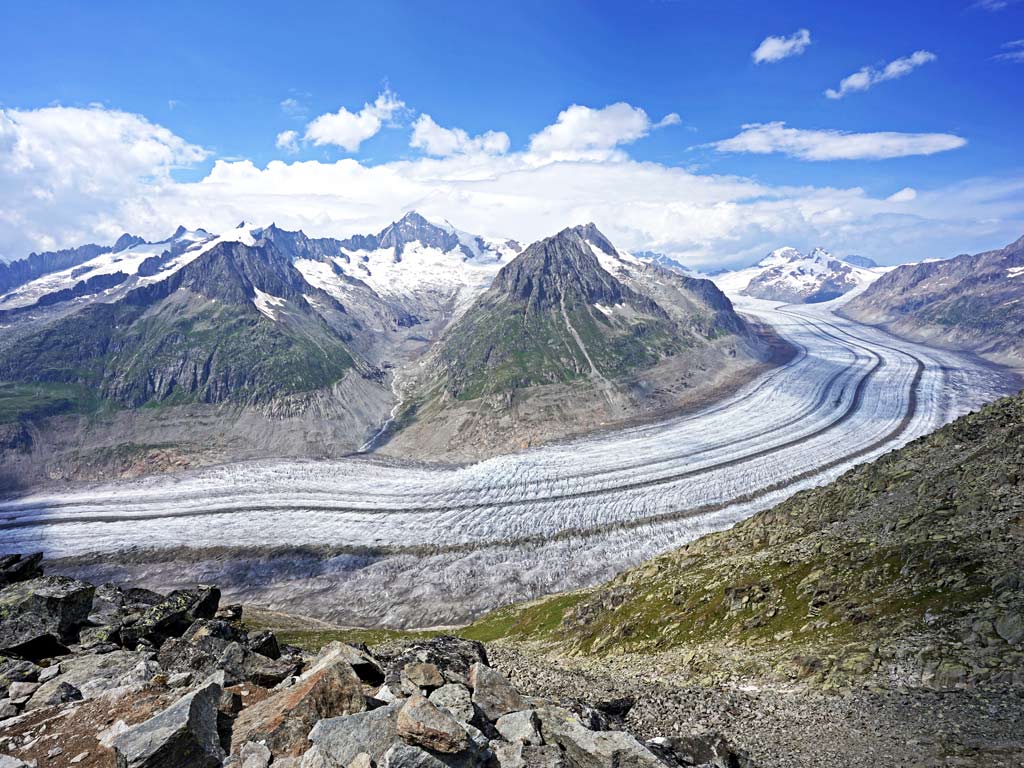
{"left": 0, "top": 103, "right": 1021, "bottom": 269}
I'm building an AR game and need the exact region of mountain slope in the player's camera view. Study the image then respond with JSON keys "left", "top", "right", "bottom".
{"left": 469, "top": 387, "right": 1024, "bottom": 690}
{"left": 383, "top": 224, "right": 785, "bottom": 459}
{"left": 840, "top": 235, "right": 1024, "bottom": 366}
{"left": 0, "top": 238, "right": 358, "bottom": 409}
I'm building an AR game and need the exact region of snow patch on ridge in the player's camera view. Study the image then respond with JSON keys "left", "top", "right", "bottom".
{"left": 252, "top": 287, "right": 286, "bottom": 320}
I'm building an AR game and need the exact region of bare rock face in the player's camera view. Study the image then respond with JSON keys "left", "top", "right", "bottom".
{"left": 0, "top": 575, "right": 95, "bottom": 660}
{"left": 111, "top": 672, "right": 225, "bottom": 768}
{"left": 232, "top": 645, "right": 367, "bottom": 757}
{"left": 396, "top": 695, "right": 470, "bottom": 754}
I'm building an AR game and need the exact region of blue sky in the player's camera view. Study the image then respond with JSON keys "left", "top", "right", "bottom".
{"left": 1, "top": 0, "right": 1023, "bottom": 266}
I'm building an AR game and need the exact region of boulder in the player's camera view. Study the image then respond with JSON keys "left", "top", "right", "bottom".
{"left": 397, "top": 695, "right": 470, "bottom": 754}
{"left": 119, "top": 585, "right": 220, "bottom": 650}
{"left": 492, "top": 741, "right": 565, "bottom": 768}
{"left": 428, "top": 684, "right": 474, "bottom": 723}
{"left": 0, "top": 576, "right": 95, "bottom": 660}
{"left": 995, "top": 612, "right": 1024, "bottom": 646}
{"left": 244, "top": 651, "right": 302, "bottom": 688}
{"left": 232, "top": 646, "right": 367, "bottom": 757}
{"left": 384, "top": 637, "right": 487, "bottom": 689}
{"left": 0, "top": 755, "right": 34, "bottom": 768}
{"left": 240, "top": 741, "right": 272, "bottom": 768}
{"left": 644, "top": 734, "right": 754, "bottom": 768}
{"left": 469, "top": 664, "right": 526, "bottom": 722}
{"left": 534, "top": 705, "right": 663, "bottom": 768}
{"left": 111, "top": 672, "right": 225, "bottom": 768}
{"left": 496, "top": 711, "right": 542, "bottom": 746}
{"left": 25, "top": 650, "right": 154, "bottom": 710}
{"left": 246, "top": 630, "right": 281, "bottom": 660}
{"left": 0, "top": 657, "right": 39, "bottom": 697}
{"left": 328, "top": 644, "right": 384, "bottom": 686}
{"left": 0, "top": 553, "right": 43, "bottom": 586}
{"left": 402, "top": 663, "right": 445, "bottom": 693}
{"left": 40, "top": 680, "right": 82, "bottom": 707}
{"left": 307, "top": 703, "right": 401, "bottom": 767}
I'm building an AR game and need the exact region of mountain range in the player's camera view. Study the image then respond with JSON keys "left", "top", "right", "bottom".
{"left": 0, "top": 215, "right": 780, "bottom": 485}
{"left": 711, "top": 246, "right": 885, "bottom": 304}
{"left": 840, "top": 235, "right": 1024, "bottom": 367}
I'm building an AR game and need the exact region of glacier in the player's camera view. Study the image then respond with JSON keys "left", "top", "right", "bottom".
{"left": 0, "top": 298, "right": 1018, "bottom": 627}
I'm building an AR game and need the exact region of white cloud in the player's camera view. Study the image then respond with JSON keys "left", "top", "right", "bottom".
{"left": 526, "top": 103, "right": 680, "bottom": 161}
{"left": 275, "top": 130, "right": 300, "bottom": 154}
{"left": 409, "top": 114, "right": 510, "bottom": 157}
{"left": 887, "top": 187, "right": 918, "bottom": 202}
{"left": 972, "top": 0, "right": 1020, "bottom": 10}
{"left": 994, "top": 39, "right": 1024, "bottom": 62}
{"left": 826, "top": 50, "right": 936, "bottom": 99}
{"left": 712, "top": 122, "right": 966, "bottom": 161}
{"left": 303, "top": 90, "right": 405, "bottom": 151}
{"left": 752, "top": 29, "right": 812, "bottom": 64}
{"left": 280, "top": 97, "right": 307, "bottom": 119}
{"left": 0, "top": 105, "right": 207, "bottom": 259}
{"left": 1, "top": 102, "right": 1021, "bottom": 270}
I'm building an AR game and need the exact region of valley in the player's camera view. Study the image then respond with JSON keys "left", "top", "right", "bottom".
{"left": 1, "top": 298, "right": 1017, "bottom": 628}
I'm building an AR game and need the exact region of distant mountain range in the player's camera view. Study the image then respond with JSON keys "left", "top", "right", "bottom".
{"left": 840, "top": 235, "right": 1024, "bottom": 366}
{"left": 712, "top": 247, "right": 883, "bottom": 304}
{"left": 0, "top": 215, "right": 783, "bottom": 484}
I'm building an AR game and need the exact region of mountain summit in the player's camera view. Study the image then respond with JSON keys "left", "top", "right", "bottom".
{"left": 383, "top": 224, "right": 785, "bottom": 459}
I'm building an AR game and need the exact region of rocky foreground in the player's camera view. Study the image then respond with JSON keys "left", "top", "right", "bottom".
{"left": 0, "top": 554, "right": 750, "bottom": 768}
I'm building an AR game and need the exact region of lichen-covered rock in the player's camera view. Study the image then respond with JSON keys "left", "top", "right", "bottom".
{"left": 0, "top": 553, "right": 43, "bottom": 587}
{"left": 119, "top": 585, "right": 220, "bottom": 650}
{"left": 384, "top": 637, "right": 488, "bottom": 690}
{"left": 0, "top": 576, "right": 95, "bottom": 660}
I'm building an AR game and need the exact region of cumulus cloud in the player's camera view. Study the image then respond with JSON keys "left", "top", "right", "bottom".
{"left": 275, "top": 130, "right": 300, "bottom": 153}
{"left": 752, "top": 29, "right": 812, "bottom": 64}
{"left": 1, "top": 102, "right": 1021, "bottom": 270}
{"left": 526, "top": 103, "right": 680, "bottom": 161}
{"left": 0, "top": 105, "right": 207, "bottom": 259}
{"left": 712, "top": 122, "right": 966, "bottom": 161}
{"left": 825, "top": 50, "right": 936, "bottom": 99}
{"left": 409, "top": 115, "right": 510, "bottom": 157}
{"left": 302, "top": 90, "right": 405, "bottom": 151}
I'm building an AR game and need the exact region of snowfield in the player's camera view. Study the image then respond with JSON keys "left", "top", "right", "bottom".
{"left": 0, "top": 299, "right": 1018, "bottom": 627}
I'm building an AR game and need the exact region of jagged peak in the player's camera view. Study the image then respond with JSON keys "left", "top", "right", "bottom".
{"left": 112, "top": 233, "right": 146, "bottom": 252}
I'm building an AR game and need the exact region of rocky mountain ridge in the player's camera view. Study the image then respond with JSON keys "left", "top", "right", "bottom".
{"left": 840, "top": 234, "right": 1024, "bottom": 366}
